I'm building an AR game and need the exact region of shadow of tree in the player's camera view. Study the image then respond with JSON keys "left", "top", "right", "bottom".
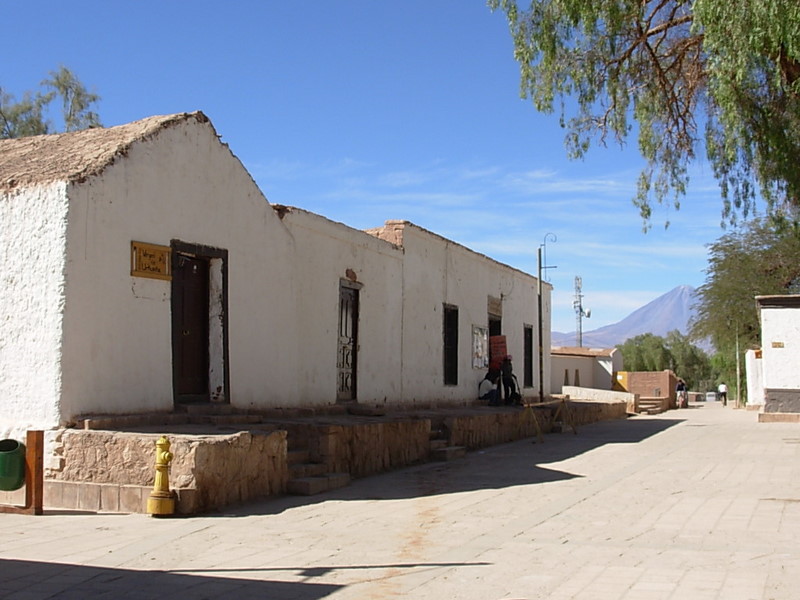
{"left": 0, "top": 558, "right": 491, "bottom": 599}
{"left": 222, "top": 416, "right": 683, "bottom": 515}
{"left": 0, "top": 558, "right": 340, "bottom": 599}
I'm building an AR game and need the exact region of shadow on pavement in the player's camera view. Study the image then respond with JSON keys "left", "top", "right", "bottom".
{"left": 0, "top": 558, "right": 491, "bottom": 599}
{"left": 0, "top": 558, "right": 342, "bottom": 600}
{"left": 226, "top": 416, "right": 684, "bottom": 515}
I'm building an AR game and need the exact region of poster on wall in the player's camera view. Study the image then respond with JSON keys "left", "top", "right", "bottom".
{"left": 472, "top": 326, "right": 489, "bottom": 368}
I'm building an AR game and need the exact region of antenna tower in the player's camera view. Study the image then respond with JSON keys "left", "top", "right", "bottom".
{"left": 573, "top": 276, "right": 590, "bottom": 347}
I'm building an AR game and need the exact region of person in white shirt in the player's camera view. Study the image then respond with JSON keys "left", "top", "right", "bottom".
{"left": 718, "top": 382, "right": 728, "bottom": 406}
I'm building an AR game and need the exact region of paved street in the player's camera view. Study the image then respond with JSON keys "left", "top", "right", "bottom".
{"left": 1, "top": 401, "right": 799, "bottom": 599}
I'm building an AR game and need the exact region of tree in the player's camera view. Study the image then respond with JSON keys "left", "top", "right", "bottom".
{"left": 617, "top": 331, "right": 711, "bottom": 389}
{"left": 1, "top": 66, "right": 101, "bottom": 139}
{"left": 664, "top": 330, "right": 712, "bottom": 391}
{"left": 690, "top": 217, "right": 800, "bottom": 384}
{"left": 617, "top": 333, "right": 672, "bottom": 372}
{"left": 488, "top": 1, "right": 800, "bottom": 228}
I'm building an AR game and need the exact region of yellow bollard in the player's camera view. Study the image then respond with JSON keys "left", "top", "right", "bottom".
{"left": 147, "top": 436, "right": 175, "bottom": 516}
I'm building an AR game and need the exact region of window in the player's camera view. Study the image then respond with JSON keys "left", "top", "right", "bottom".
{"left": 523, "top": 325, "right": 534, "bottom": 388}
{"left": 443, "top": 305, "right": 459, "bottom": 385}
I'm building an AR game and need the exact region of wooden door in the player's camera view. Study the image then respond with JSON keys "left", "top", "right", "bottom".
{"left": 173, "top": 254, "right": 209, "bottom": 403}
{"left": 337, "top": 284, "right": 359, "bottom": 402}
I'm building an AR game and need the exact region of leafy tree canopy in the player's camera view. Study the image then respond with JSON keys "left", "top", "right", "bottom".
{"left": 617, "top": 330, "right": 711, "bottom": 390}
{"left": 691, "top": 217, "right": 800, "bottom": 355}
{"left": 489, "top": 0, "right": 800, "bottom": 228}
{"left": 1, "top": 66, "right": 101, "bottom": 139}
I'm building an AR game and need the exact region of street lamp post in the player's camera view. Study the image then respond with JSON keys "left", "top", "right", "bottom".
{"left": 538, "top": 234, "right": 556, "bottom": 403}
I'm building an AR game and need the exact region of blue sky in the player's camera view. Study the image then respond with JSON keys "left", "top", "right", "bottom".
{"left": 3, "top": 1, "right": 750, "bottom": 334}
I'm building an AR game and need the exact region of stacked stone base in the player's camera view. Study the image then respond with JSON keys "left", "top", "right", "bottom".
{"left": 1, "top": 399, "right": 629, "bottom": 515}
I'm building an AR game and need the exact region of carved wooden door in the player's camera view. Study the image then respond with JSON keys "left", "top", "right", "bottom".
{"left": 337, "top": 284, "right": 359, "bottom": 402}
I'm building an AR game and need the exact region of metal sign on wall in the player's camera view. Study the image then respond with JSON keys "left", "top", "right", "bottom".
{"left": 131, "top": 241, "right": 171, "bottom": 280}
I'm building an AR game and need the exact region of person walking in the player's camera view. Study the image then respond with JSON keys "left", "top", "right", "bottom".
{"left": 676, "top": 379, "right": 688, "bottom": 408}
{"left": 718, "top": 382, "right": 728, "bottom": 406}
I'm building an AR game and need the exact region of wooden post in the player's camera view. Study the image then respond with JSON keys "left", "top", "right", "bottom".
{"left": 0, "top": 430, "right": 44, "bottom": 515}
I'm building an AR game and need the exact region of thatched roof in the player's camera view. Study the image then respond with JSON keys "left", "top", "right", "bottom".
{"left": 0, "top": 111, "right": 210, "bottom": 192}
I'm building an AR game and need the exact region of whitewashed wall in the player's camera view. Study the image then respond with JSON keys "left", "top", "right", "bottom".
{"left": 4, "top": 117, "right": 550, "bottom": 427}
{"left": 551, "top": 351, "right": 621, "bottom": 394}
{"left": 551, "top": 355, "right": 593, "bottom": 394}
{"left": 279, "top": 209, "right": 404, "bottom": 405}
{"left": 59, "top": 118, "right": 297, "bottom": 420}
{"left": 593, "top": 352, "right": 623, "bottom": 390}
{"left": 397, "top": 224, "right": 548, "bottom": 403}
{"left": 760, "top": 304, "right": 800, "bottom": 390}
{"left": 0, "top": 183, "right": 69, "bottom": 434}
{"left": 745, "top": 349, "right": 764, "bottom": 407}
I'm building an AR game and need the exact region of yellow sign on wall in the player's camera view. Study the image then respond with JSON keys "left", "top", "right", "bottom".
{"left": 131, "top": 241, "right": 171, "bottom": 280}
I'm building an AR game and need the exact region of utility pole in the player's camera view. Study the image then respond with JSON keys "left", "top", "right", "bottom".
{"left": 538, "top": 234, "right": 556, "bottom": 403}
{"left": 573, "top": 276, "right": 590, "bottom": 347}
{"left": 538, "top": 247, "right": 544, "bottom": 403}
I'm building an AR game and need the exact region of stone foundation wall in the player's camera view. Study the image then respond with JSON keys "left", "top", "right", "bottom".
{"left": 47, "top": 429, "right": 287, "bottom": 514}
{"left": 567, "top": 400, "right": 629, "bottom": 426}
{"left": 562, "top": 387, "right": 638, "bottom": 414}
{"left": 446, "top": 410, "right": 544, "bottom": 449}
{"left": 2, "top": 401, "right": 630, "bottom": 515}
{"left": 764, "top": 388, "right": 800, "bottom": 413}
{"left": 291, "top": 420, "right": 432, "bottom": 479}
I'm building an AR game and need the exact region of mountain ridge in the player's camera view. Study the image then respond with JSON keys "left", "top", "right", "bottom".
{"left": 552, "top": 285, "right": 697, "bottom": 348}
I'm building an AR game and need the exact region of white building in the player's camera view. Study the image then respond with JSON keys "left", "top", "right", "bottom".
{"left": 745, "top": 348, "right": 764, "bottom": 409}
{"left": 550, "top": 347, "right": 623, "bottom": 394}
{"left": 752, "top": 295, "right": 800, "bottom": 413}
{"left": 0, "top": 112, "right": 551, "bottom": 435}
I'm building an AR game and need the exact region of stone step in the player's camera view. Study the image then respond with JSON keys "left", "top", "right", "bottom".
{"left": 287, "top": 473, "right": 351, "bottom": 496}
{"left": 429, "top": 439, "right": 448, "bottom": 451}
{"left": 431, "top": 446, "right": 466, "bottom": 461}
{"left": 191, "top": 414, "right": 264, "bottom": 425}
{"left": 290, "top": 462, "right": 328, "bottom": 478}
{"left": 347, "top": 405, "right": 386, "bottom": 417}
{"left": 287, "top": 449, "right": 311, "bottom": 465}
{"left": 178, "top": 403, "right": 234, "bottom": 415}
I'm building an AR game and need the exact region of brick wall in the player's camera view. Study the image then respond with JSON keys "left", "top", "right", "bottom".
{"left": 624, "top": 371, "right": 677, "bottom": 401}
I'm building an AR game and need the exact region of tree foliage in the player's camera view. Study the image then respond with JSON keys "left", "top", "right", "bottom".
{"left": 488, "top": 0, "right": 800, "bottom": 227}
{"left": 691, "top": 217, "right": 800, "bottom": 357}
{"left": 1, "top": 66, "right": 101, "bottom": 139}
{"left": 617, "top": 330, "right": 711, "bottom": 389}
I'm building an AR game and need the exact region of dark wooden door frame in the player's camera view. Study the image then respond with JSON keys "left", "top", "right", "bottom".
{"left": 337, "top": 280, "right": 360, "bottom": 403}
{"left": 171, "top": 240, "right": 229, "bottom": 405}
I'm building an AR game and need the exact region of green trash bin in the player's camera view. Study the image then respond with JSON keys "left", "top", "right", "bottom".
{"left": 0, "top": 439, "right": 26, "bottom": 491}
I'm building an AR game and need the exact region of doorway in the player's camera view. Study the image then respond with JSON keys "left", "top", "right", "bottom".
{"left": 173, "top": 254, "right": 209, "bottom": 402}
{"left": 337, "top": 282, "right": 359, "bottom": 402}
{"left": 171, "top": 241, "right": 228, "bottom": 406}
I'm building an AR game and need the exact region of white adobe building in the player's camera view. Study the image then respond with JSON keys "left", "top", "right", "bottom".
{"left": 0, "top": 112, "right": 552, "bottom": 437}
{"left": 550, "top": 347, "right": 622, "bottom": 395}
{"left": 748, "top": 295, "right": 800, "bottom": 413}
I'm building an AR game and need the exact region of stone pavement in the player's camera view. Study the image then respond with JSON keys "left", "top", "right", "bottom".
{"left": 1, "top": 400, "right": 799, "bottom": 599}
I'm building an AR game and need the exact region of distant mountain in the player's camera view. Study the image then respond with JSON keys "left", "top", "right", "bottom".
{"left": 552, "top": 285, "right": 697, "bottom": 348}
